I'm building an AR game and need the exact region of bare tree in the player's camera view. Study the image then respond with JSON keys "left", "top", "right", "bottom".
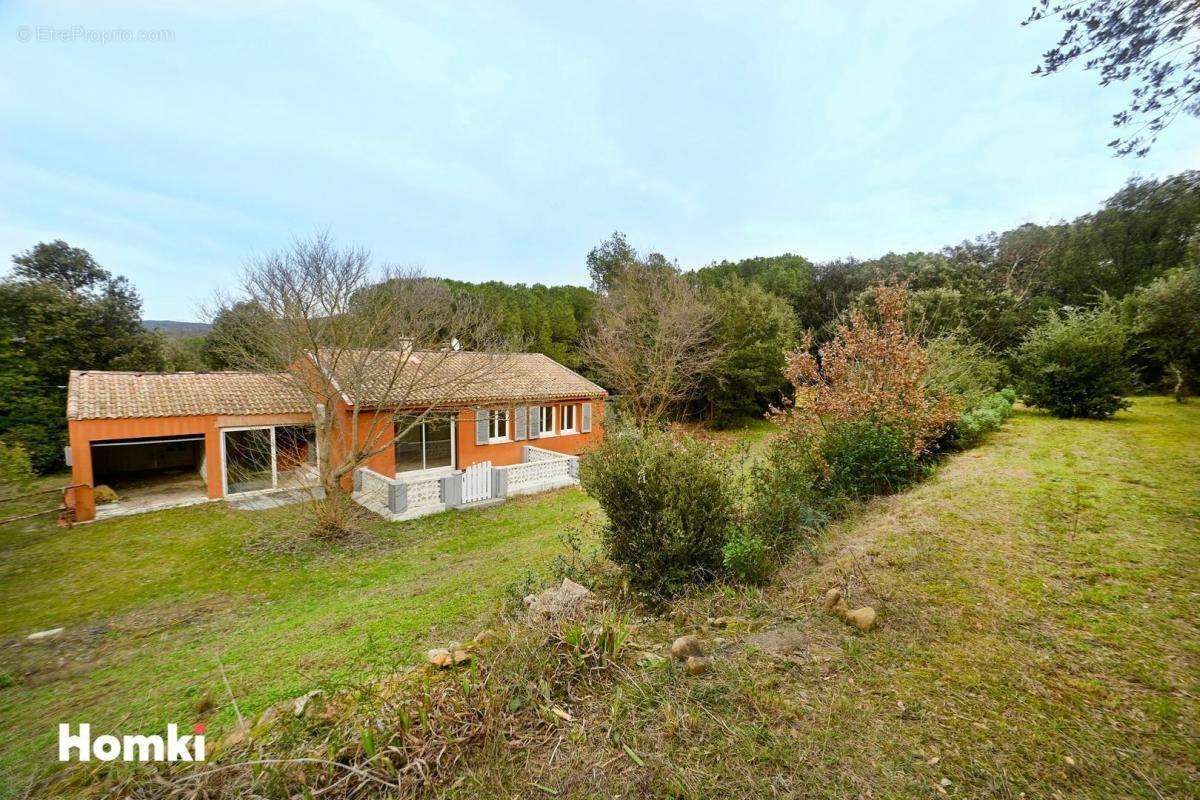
{"left": 582, "top": 244, "right": 721, "bottom": 428}
{"left": 207, "top": 232, "right": 510, "bottom": 536}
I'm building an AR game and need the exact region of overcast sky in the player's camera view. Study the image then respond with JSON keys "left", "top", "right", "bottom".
{"left": 2, "top": 0, "right": 1197, "bottom": 321}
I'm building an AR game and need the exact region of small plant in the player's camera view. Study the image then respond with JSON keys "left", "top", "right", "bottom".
{"left": 579, "top": 428, "right": 736, "bottom": 601}
{"left": 1015, "top": 306, "right": 1134, "bottom": 419}
{"left": 549, "top": 512, "right": 602, "bottom": 587}
{"left": 820, "top": 418, "right": 924, "bottom": 498}
{"left": 947, "top": 389, "right": 1015, "bottom": 449}
{"left": 554, "top": 616, "right": 630, "bottom": 670}
{"left": 722, "top": 530, "right": 774, "bottom": 585}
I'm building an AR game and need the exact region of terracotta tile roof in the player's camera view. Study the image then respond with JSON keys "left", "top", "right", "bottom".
{"left": 67, "top": 370, "right": 310, "bottom": 420}
{"left": 67, "top": 352, "right": 605, "bottom": 420}
{"left": 314, "top": 349, "right": 607, "bottom": 407}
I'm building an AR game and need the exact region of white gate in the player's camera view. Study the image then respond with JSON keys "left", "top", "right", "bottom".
{"left": 461, "top": 460, "right": 492, "bottom": 503}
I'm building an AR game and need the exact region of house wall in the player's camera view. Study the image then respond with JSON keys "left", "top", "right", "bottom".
{"left": 66, "top": 398, "right": 604, "bottom": 521}
{"left": 67, "top": 412, "right": 312, "bottom": 522}
{"left": 333, "top": 407, "right": 397, "bottom": 489}
{"left": 455, "top": 399, "right": 604, "bottom": 469}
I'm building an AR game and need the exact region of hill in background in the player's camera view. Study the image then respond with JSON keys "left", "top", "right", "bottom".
{"left": 142, "top": 319, "right": 211, "bottom": 338}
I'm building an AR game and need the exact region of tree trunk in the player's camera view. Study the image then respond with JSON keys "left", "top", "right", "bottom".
{"left": 1169, "top": 362, "right": 1185, "bottom": 403}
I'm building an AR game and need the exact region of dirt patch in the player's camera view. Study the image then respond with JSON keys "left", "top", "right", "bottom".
{"left": 743, "top": 624, "right": 811, "bottom": 656}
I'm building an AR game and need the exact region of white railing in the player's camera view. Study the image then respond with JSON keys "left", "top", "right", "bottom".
{"left": 357, "top": 468, "right": 392, "bottom": 509}
{"left": 401, "top": 473, "right": 444, "bottom": 512}
{"left": 353, "top": 466, "right": 445, "bottom": 520}
{"left": 523, "top": 445, "right": 568, "bottom": 463}
{"left": 500, "top": 456, "right": 577, "bottom": 496}
{"left": 353, "top": 447, "right": 579, "bottom": 521}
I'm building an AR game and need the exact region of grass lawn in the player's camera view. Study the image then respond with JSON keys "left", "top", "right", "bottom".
{"left": 493, "top": 396, "right": 1198, "bottom": 798}
{"left": 5, "top": 399, "right": 1199, "bottom": 798}
{"left": 0, "top": 485, "right": 599, "bottom": 795}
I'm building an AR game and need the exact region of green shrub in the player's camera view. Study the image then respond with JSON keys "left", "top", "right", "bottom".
{"left": 1014, "top": 307, "right": 1134, "bottom": 419}
{"left": 820, "top": 418, "right": 923, "bottom": 498}
{"left": 1000, "top": 387, "right": 1016, "bottom": 403}
{"left": 0, "top": 441, "right": 34, "bottom": 493}
{"left": 721, "top": 530, "right": 773, "bottom": 585}
{"left": 925, "top": 333, "right": 1005, "bottom": 408}
{"left": 947, "top": 390, "right": 1015, "bottom": 449}
{"left": 579, "top": 429, "right": 736, "bottom": 600}
{"left": 744, "top": 432, "right": 829, "bottom": 553}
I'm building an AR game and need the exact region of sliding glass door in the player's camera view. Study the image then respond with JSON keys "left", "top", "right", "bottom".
{"left": 394, "top": 413, "right": 456, "bottom": 474}
{"left": 222, "top": 424, "right": 318, "bottom": 496}
{"left": 223, "top": 427, "right": 274, "bottom": 495}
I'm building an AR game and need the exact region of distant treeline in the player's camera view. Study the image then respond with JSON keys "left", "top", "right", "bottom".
{"left": 3, "top": 171, "right": 1198, "bottom": 472}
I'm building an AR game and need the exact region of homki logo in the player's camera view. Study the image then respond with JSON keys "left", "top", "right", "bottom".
{"left": 58, "top": 723, "right": 206, "bottom": 762}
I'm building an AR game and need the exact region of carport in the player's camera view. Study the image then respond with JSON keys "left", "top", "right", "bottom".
{"left": 88, "top": 433, "right": 208, "bottom": 516}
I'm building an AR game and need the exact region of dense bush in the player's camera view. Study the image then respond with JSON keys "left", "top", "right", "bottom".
{"left": 1124, "top": 264, "right": 1200, "bottom": 401}
{"left": 925, "top": 333, "right": 1006, "bottom": 409}
{"left": 0, "top": 441, "right": 34, "bottom": 494}
{"left": 785, "top": 284, "right": 957, "bottom": 459}
{"left": 1015, "top": 307, "right": 1134, "bottom": 419}
{"left": 579, "top": 429, "right": 736, "bottom": 600}
{"left": 820, "top": 418, "right": 924, "bottom": 498}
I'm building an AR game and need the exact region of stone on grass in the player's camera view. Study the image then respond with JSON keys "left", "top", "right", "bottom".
{"left": 844, "top": 606, "right": 877, "bottom": 631}
{"left": 822, "top": 588, "right": 847, "bottom": 614}
{"left": 427, "top": 647, "right": 471, "bottom": 668}
{"left": 427, "top": 648, "right": 454, "bottom": 668}
{"left": 684, "top": 655, "right": 711, "bottom": 675}
{"left": 293, "top": 690, "right": 325, "bottom": 718}
{"left": 523, "top": 578, "right": 594, "bottom": 619}
{"left": 670, "top": 635, "right": 704, "bottom": 661}
{"left": 26, "top": 628, "right": 64, "bottom": 640}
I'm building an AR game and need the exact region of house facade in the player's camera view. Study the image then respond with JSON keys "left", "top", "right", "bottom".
{"left": 65, "top": 351, "right": 605, "bottom": 522}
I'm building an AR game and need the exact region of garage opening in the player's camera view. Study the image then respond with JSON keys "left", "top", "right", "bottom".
{"left": 90, "top": 434, "right": 208, "bottom": 515}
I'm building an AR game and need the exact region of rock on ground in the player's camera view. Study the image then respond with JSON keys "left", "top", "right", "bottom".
{"left": 524, "top": 578, "right": 595, "bottom": 619}
{"left": 844, "top": 606, "right": 877, "bottom": 631}
{"left": 670, "top": 635, "right": 704, "bottom": 660}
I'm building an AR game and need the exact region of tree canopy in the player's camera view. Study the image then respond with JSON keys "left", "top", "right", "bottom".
{"left": 0, "top": 241, "right": 166, "bottom": 471}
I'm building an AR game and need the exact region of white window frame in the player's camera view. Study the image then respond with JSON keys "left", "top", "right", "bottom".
{"left": 220, "top": 425, "right": 277, "bottom": 498}
{"left": 560, "top": 403, "right": 577, "bottom": 434}
{"left": 488, "top": 408, "right": 510, "bottom": 442}
{"left": 220, "top": 424, "right": 318, "bottom": 497}
{"left": 539, "top": 405, "right": 556, "bottom": 436}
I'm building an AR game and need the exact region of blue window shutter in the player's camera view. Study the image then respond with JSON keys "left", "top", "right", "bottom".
{"left": 581, "top": 401, "right": 592, "bottom": 433}
{"left": 475, "top": 409, "right": 489, "bottom": 445}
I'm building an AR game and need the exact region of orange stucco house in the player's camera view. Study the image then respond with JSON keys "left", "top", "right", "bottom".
{"left": 65, "top": 350, "right": 606, "bottom": 522}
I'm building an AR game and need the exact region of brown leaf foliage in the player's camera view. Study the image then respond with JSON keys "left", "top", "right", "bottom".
{"left": 782, "top": 284, "right": 957, "bottom": 457}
